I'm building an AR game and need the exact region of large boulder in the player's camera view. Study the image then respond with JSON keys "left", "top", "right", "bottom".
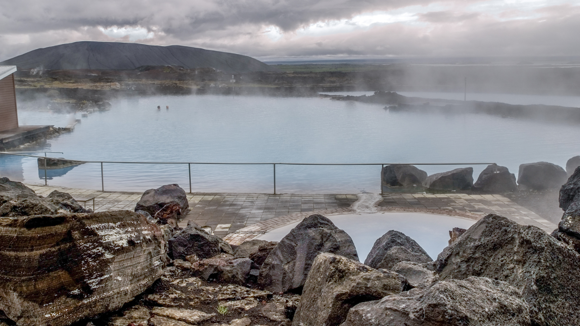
{"left": 436, "top": 214, "right": 580, "bottom": 325}
{"left": 473, "top": 163, "right": 517, "bottom": 193}
{"left": 391, "top": 261, "right": 438, "bottom": 289}
{"left": 517, "top": 161, "right": 567, "bottom": 190}
{"left": 135, "top": 184, "right": 189, "bottom": 221}
{"left": 0, "top": 211, "right": 166, "bottom": 326}
{"left": 293, "top": 253, "right": 404, "bottom": 326}
{"left": 0, "top": 179, "right": 90, "bottom": 216}
{"left": 364, "top": 230, "right": 432, "bottom": 270}
{"left": 559, "top": 166, "right": 580, "bottom": 212}
{"left": 234, "top": 239, "right": 278, "bottom": 267}
{"left": 258, "top": 214, "right": 359, "bottom": 293}
{"left": 0, "top": 177, "right": 36, "bottom": 199}
{"left": 381, "top": 165, "right": 427, "bottom": 190}
{"left": 340, "top": 277, "right": 530, "bottom": 326}
{"left": 46, "top": 190, "right": 91, "bottom": 213}
{"left": 168, "top": 223, "right": 233, "bottom": 260}
{"left": 566, "top": 156, "right": 580, "bottom": 176}
{"left": 423, "top": 167, "right": 473, "bottom": 191}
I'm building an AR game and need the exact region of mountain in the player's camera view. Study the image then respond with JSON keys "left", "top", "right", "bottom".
{"left": 1, "top": 41, "right": 272, "bottom": 72}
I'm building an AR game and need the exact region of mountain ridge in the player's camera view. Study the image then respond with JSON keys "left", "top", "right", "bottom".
{"left": 1, "top": 41, "right": 272, "bottom": 73}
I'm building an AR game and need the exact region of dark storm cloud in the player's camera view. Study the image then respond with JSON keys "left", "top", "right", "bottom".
{"left": 0, "top": 0, "right": 579, "bottom": 61}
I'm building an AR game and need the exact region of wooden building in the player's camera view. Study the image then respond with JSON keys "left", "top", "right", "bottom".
{"left": 0, "top": 66, "right": 18, "bottom": 132}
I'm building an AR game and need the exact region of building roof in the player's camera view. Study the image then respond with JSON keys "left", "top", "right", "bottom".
{"left": 0, "top": 66, "right": 17, "bottom": 81}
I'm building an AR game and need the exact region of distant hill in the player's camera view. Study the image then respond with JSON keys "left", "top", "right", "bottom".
{"left": 1, "top": 41, "right": 272, "bottom": 72}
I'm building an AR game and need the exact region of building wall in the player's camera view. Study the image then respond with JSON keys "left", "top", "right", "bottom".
{"left": 0, "top": 74, "right": 18, "bottom": 132}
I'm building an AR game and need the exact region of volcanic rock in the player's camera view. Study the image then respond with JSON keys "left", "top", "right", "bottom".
{"left": 391, "top": 261, "right": 438, "bottom": 289}
{"left": 364, "top": 230, "right": 431, "bottom": 270}
{"left": 448, "top": 227, "right": 467, "bottom": 245}
{"left": 234, "top": 239, "right": 278, "bottom": 267}
{"left": 423, "top": 167, "right": 473, "bottom": 191}
{"left": 340, "top": 276, "right": 530, "bottom": 326}
{"left": 0, "top": 177, "right": 36, "bottom": 199}
{"left": 0, "top": 211, "right": 166, "bottom": 326}
{"left": 135, "top": 184, "right": 189, "bottom": 221}
{"left": 381, "top": 165, "right": 427, "bottom": 190}
{"left": 151, "top": 307, "right": 216, "bottom": 325}
{"left": 293, "top": 253, "right": 403, "bottom": 326}
{"left": 258, "top": 214, "right": 358, "bottom": 293}
{"left": 473, "top": 163, "right": 517, "bottom": 193}
{"left": 566, "top": 156, "right": 580, "bottom": 176}
{"left": 517, "top": 161, "right": 567, "bottom": 190}
{"left": 559, "top": 166, "right": 580, "bottom": 212}
{"left": 46, "top": 190, "right": 91, "bottom": 213}
{"left": 436, "top": 214, "right": 580, "bottom": 325}
{"left": 168, "top": 223, "right": 233, "bottom": 260}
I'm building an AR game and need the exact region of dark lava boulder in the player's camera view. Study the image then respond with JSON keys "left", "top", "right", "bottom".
{"left": 517, "top": 161, "right": 567, "bottom": 190}
{"left": 381, "top": 165, "right": 427, "bottom": 190}
{"left": 436, "top": 214, "right": 580, "bottom": 325}
{"left": 234, "top": 239, "right": 278, "bottom": 267}
{"left": 473, "top": 163, "right": 517, "bottom": 193}
{"left": 0, "top": 211, "right": 166, "bottom": 326}
{"left": 340, "top": 276, "right": 530, "bottom": 326}
{"left": 135, "top": 184, "right": 189, "bottom": 220}
{"left": 364, "top": 230, "right": 431, "bottom": 270}
{"left": 46, "top": 190, "right": 91, "bottom": 213}
{"left": 0, "top": 177, "right": 36, "bottom": 199}
{"left": 258, "top": 214, "right": 358, "bottom": 293}
{"left": 168, "top": 223, "right": 233, "bottom": 260}
{"left": 293, "top": 253, "right": 404, "bottom": 326}
{"left": 423, "top": 167, "right": 473, "bottom": 191}
{"left": 566, "top": 156, "right": 580, "bottom": 176}
{"left": 391, "top": 261, "right": 438, "bottom": 289}
{"left": 559, "top": 166, "right": 580, "bottom": 212}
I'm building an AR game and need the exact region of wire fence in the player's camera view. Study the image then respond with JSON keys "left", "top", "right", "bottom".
{"left": 0, "top": 152, "right": 495, "bottom": 194}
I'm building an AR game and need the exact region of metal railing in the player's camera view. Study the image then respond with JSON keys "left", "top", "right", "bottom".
{"left": 0, "top": 152, "right": 495, "bottom": 194}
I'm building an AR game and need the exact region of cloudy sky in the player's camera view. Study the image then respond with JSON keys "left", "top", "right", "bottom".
{"left": 0, "top": 0, "right": 579, "bottom": 62}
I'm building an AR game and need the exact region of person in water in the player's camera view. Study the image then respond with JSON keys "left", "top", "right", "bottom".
{"left": 166, "top": 105, "right": 169, "bottom": 110}
{"left": 157, "top": 106, "right": 160, "bottom": 110}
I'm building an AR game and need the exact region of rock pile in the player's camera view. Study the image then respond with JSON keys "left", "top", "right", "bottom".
{"left": 135, "top": 184, "right": 189, "bottom": 224}
{"left": 364, "top": 230, "right": 432, "bottom": 270}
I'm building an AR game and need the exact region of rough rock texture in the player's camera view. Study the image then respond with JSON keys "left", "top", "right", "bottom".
{"left": 518, "top": 161, "right": 567, "bottom": 190}
{"left": 381, "top": 165, "right": 427, "bottom": 189}
{"left": 448, "top": 227, "right": 467, "bottom": 245}
{"left": 0, "top": 179, "right": 91, "bottom": 216}
{"left": 46, "top": 190, "right": 91, "bottom": 213}
{"left": 423, "top": 167, "right": 473, "bottom": 191}
{"left": 566, "top": 156, "right": 580, "bottom": 176}
{"left": 183, "top": 255, "right": 252, "bottom": 285}
{"left": 0, "top": 177, "right": 36, "bottom": 198}
{"left": 135, "top": 184, "right": 189, "bottom": 220}
{"left": 364, "top": 230, "right": 432, "bottom": 270}
{"left": 436, "top": 214, "right": 580, "bottom": 325}
{"left": 559, "top": 166, "right": 580, "bottom": 212}
{"left": 258, "top": 214, "right": 359, "bottom": 293}
{"left": 234, "top": 239, "right": 278, "bottom": 267}
{"left": 0, "top": 211, "right": 166, "bottom": 326}
{"left": 169, "top": 223, "right": 233, "bottom": 260}
{"left": 293, "top": 253, "right": 403, "bottom": 326}
{"left": 151, "top": 307, "right": 215, "bottom": 324}
{"left": 340, "top": 277, "right": 530, "bottom": 326}
{"left": 391, "top": 261, "right": 438, "bottom": 289}
{"left": 473, "top": 164, "right": 517, "bottom": 193}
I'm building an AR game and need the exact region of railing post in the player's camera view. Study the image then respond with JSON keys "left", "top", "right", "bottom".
{"left": 381, "top": 164, "right": 384, "bottom": 195}
{"left": 273, "top": 163, "right": 277, "bottom": 195}
{"left": 188, "top": 163, "right": 192, "bottom": 194}
{"left": 44, "top": 153, "right": 48, "bottom": 186}
{"left": 101, "top": 162, "right": 104, "bottom": 192}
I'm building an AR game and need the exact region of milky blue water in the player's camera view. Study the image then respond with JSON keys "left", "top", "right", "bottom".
{"left": 257, "top": 212, "right": 476, "bottom": 260}
{"left": 2, "top": 94, "right": 580, "bottom": 193}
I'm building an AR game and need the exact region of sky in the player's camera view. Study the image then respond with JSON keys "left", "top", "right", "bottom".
{"left": 0, "top": 0, "right": 579, "bottom": 62}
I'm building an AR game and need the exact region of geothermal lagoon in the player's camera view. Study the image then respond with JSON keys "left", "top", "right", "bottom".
{"left": 3, "top": 93, "right": 580, "bottom": 193}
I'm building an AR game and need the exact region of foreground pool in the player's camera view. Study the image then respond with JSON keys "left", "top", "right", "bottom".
{"left": 257, "top": 212, "right": 476, "bottom": 261}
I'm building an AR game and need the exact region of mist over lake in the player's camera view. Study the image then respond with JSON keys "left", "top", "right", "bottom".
{"left": 6, "top": 94, "right": 580, "bottom": 193}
